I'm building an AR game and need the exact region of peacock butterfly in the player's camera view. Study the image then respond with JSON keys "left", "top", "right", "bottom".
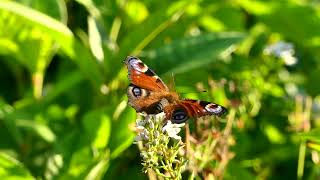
{"left": 125, "top": 56, "right": 227, "bottom": 123}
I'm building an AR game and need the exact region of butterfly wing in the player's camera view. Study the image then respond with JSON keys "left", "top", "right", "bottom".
{"left": 125, "top": 56, "right": 227, "bottom": 121}
{"left": 164, "top": 99, "right": 227, "bottom": 123}
{"left": 125, "top": 56, "right": 170, "bottom": 113}
{"left": 125, "top": 56, "right": 169, "bottom": 91}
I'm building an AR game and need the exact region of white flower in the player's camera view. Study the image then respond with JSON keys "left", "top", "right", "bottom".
{"left": 133, "top": 135, "right": 142, "bottom": 143}
{"left": 148, "top": 120, "right": 154, "bottom": 129}
{"left": 280, "top": 50, "right": 297, "bottom": 66}
{"left": 154, "top": 131, "right": 160, "bottom": 138}
{"left": 155, "top": 112, "right": 166, "bottom": 122}
{"left": 134, "top": 129, "right": 149, "bottom": 143}
{"left": 264, "top": 41, "right": 298, "bottom": 66}
{"left": 136, "top": 119, "right": 146, "bottom": 127}
{"left": 162, "top": 121, "right": 185, "bottom": 140}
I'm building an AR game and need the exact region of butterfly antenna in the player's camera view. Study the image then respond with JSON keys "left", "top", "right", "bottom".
{"left": 168, "top": 72, "right": 176, "bottom": 92}
{"left": 172, "top": 73, "right": 176, "bottom": 91}
{"left": 179, "top": 90, "right": 208, "bottom": 95}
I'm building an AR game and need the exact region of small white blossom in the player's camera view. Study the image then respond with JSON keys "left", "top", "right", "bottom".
{"left": 141, "top": 129, "right": 149, "bottom": 140}
{"left": 136, "top": 119, "right": 146, "bottom": 127}
{"left": 154, "top": 131, "right": 160, "bottom": 138}
{"left": 133, "top": 113, "right": 186, "bottom": 178}
{"left": 162, "top": 121, "right": 185, "bottom": 140}
{"left": 148, "top": 120, "right": 154, "bottom": 129}
{"left": 138, "top": 112, "right": 148, "bottom": 117}
{"left": 136, "top": 126, "right": 145, "bottom": 131}
{"left": 140, "top": 152, "right": 148, "bottom": 159}
{"left": 280, "top": 50, "right": 297, "bottom": 66}
{"left": 134, "top": 129, "right": 149, "bottom": 143}
{"left": 135, "top": 119, "right": 146, "bottom": 132}
{"left": 264, "top": 41, "right": 298, "bottom": 66}
{"left": 155, "top": 112, "right": 166, "bottom": 122}
{"left": 134, "top": 135, "right": 143, "bottom": 143}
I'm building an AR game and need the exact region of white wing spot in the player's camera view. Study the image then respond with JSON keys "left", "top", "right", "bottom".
{"left": 205, "top": 104, "right": 222, "bottom": 114}
{"left": 130, "top": 59, "right": 148, "bottom": 72}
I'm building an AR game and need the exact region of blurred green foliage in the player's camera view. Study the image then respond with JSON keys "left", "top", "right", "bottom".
{"left": 0, "top": 0, "right": 320, "bottom": 179}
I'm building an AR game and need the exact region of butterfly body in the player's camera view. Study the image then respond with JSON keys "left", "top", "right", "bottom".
{"left": 125, "top": 56, "right": 226, "bottom": 123}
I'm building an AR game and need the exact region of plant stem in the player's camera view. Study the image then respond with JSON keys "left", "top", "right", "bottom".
{"left": 297, "top": 141, "right": 306, "bottom": 180}
{"left": 131, "top": 10, "right": 184, "bottom": 55}
{"left": 32, "top": 72, "right": 43, "bottom": 99}
{"left": 296, "top": 96, "right": 312, "bottom": 180}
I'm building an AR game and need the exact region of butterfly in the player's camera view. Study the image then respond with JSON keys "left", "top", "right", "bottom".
{"left": 125, "top": 56, "right": 227, "bottom": 123}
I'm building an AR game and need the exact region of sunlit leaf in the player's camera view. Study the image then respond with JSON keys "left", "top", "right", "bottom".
{"left": 109, "top": 4, "right": 187, "bottom": 80}
{"left": 64, "top": 147, "right": 93, "bottom": 179}
{"left": 238, "top": 0, "right": 275, "bottom": 15}
{"left": 240, "top": 0, "right": 320, "bottom": 48}
{"left": 225, "top": 162, "right": 255, "bottom": 180}
{"left": 307, "top": 141, "right": 320, "bottom": 152}
{"left": 0, "top": 101, "right": 23, "bottom": 145}
{"left": 0, "top": 1, "right": 104, "bottom": 89}
{"left": 299, "top": 128, "right": 320, "bottom": 143}
{"left": 263, "top": 124, "right": 286, "bottom": 144}
{"left": 124, "top": 0, "right": 149, "bottom": 23}
{"left": 17, "top": 0, "right": 64, "bottom": 20}
{"left": 16, "top": 119, "right": 56, "bottom": 143}
{"left": 0, "top": 152, "right": 34, "bottom": 180}
{"left": 85, "top": 152, "right": 110, "bottom": 180}
{"left": 143, "top": 32, "right": 245, "bottom": 75}
{"left": 199, "top": 15, "right": 226, "bottom": 32}
{"left": 43, "top": 70, "right": 84, "bottom": 103}
{"left": 88, "top": 16, "right": 104, "bottom": 62}
{"left": 83, "top": 108, "right": 111, "bottom": 149}
{"left": 109, "top": 102, "right": 136, "bottom": 159}
{"left": 44, "top": 153, "right": 64, "bottom": 179}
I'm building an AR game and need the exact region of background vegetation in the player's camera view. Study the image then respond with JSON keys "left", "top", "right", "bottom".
{"left": 0, "top": 0, "right": 320, "bottom": 179}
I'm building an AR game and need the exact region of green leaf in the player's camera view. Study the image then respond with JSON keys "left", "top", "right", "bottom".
{"left": 62, "top": 147, "right": 93, "bottom": 179}
{"left": 124, "top": 0, "right": 149, "bottom": 23}
{"left": 75, "top": 0, "right": 100, "bottom": 18}
{"left": 240, "top": 1, "right": 320, "bottom": 48}
{"left": 225, "top": 161, "right": 255, "bottom": 180}
{"left": 82, "top": 108, "right": 111, "bottom": 149}
{"left": 119, "top": 3, "right": 184, "bottom": 56}
{"left": 0, "top": 7, "right": 56, "bottom": 98}
{"left": 263, "top": 124, "right": 286, "bottom": 144}
{"left": 307, "top": 141, "right": 320, "bottom": 152}
{"left": 237, "top": 0, "right": 275, "bottom": 15}
{"left": 109, "top": 101, "right": 136, "bottom": 159}
{"left": 43, "top": 70, "right": 84, "bottom": 103}
{"left": 16, "top": 119, "right": 56, "bottom": 143}
{"left": 0, "top": 152, "right": 34, "bottom": 180}
{"left": 143, "top": 32, "right": 245, "bottom": 75}
{"left": 0, "top": 1, "right": 71, "bottom": 39}
{"left": 0, "top": 101, "right": 23, "bottom": 146}
{"left": 85, "top": 151, "right": 110, "bottom": 180}
{"left": 17, "top": 0, "right": 64, "bottom": 21}
{"left": 0, "top": 1, "right": 104, "bottom": 89}
{"left": 298, "top": 128, "right": 320, "bottom": 143}
{"left": 88, "top": 16, "right": 104, "bottom": 62}
{"left": 105, "top": 3, "right": 187, "bottom": 80}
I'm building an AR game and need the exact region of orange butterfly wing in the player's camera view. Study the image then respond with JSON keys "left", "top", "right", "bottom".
{"left": 125, "top": 56, "right": 171, "bottom": 114}
{"left": 125, "top": 56, "right": 227, "bottom": 123}
{"left": 125, "top": 56, "right": 168, "bottom": 91}
{"left": 164, "top": 99, "right": 227, "bottom": 123}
